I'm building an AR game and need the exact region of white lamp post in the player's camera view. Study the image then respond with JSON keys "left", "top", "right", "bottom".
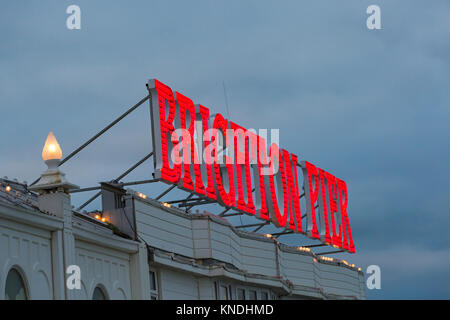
{"left": 29, "top": 132, "right": 79, "bottom": 194}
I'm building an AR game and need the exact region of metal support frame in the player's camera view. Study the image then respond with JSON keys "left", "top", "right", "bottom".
{"left": 30, "top": 93, "right": 354, "bottom": 258}
{"left": 222, "top": 212, "right": 243, "bottom": 218}
{"left": 77, "top": 191, "right": 102, "bottom": 212}
{"left": 112, "top": 152, "right": 154, "bottom": 183}
{"left": 219, "top": 208, "right": 231, "bottom": 217}
{"left": 155, "top": 185, "right": 176, "bottom": 200}
{"left": 272, "top": 230, "right": 294, "bottom": 238}
{"left": 235, "top": 222, "right": 269, "bottom": 229}
{"left": 178, "top": 199, "right": 216, "bottom": 208}
{"left": 165, "top": 197, "right": 204, "bottom": 205}
{"left": 252, "top": 221, "right": 270, "bottom": 232}
{"left": 74, "top": 179, "right": 159, "bottom": 211}
{"left": 179, "top": 193, "right": 195, "bottom": 212}
{"left": 70, "top": 186, "right": 101, "bottom": 194}
{"left": 30, "top": 95, "right": 150, "bottom": 187}
{"left": 303, "top": 244, "right": 327, "bottom": 248}
{"left": 316, "top": 250, "right": 345, "bottom": 256}
{"left": 73, "top": 178, "right": 160, "bottom": 195}
{"left": 74, "top": 151, "right": 154, "bottom": 210}
{"left": 162, "top": 193, "right": 211, "bottom": 212}
{"left": 118, "top": 179, "right": 159, "bottom": 187}
{"left": 166, "top": 194, "right": 214, "bottom": 212}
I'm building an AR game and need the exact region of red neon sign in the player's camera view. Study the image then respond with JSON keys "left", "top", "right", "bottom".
{"left": 147, "top": 79, "right": 355, "bottom": 253}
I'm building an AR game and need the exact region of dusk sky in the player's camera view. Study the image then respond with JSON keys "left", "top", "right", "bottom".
{"left": 1, "top": 1, "right": 449, "bottom": 299}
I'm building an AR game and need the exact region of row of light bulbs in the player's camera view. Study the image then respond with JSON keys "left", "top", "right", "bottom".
{"left": 261, "top": 234, "right": 361, "bottom": 271}
{"left": 7, "top": 180, "right": 364, "bottom": 272}
{"left": 137, "top": 192, "right": 147, "bottom": 199}
{"left": 321, "top": 257, "right": 360, "bottom": 270}
{"left": 321, "top": 256, "right": 334, "bottom": 262}
{"left": 94, "top": 214, "right": 107, "bottom": 223}
{"left": 27, "top": 132, "right": 366, "bottom": 275}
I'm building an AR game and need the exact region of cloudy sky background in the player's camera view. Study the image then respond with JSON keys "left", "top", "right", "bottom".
{"left": 1, "top": 1, "right": 449, "bottom": 299}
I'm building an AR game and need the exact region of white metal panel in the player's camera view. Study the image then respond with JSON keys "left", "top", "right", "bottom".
{"left": 135, "top": 201, "right": 194, "bottom": 257}
{"left": 74, "top": 240, "right": 132, "bottom": 300}
{"left": 0, "top": 218, "right": 53, "bottom": 300}
{"left": 133, "top": 199, "right": 365, "bottom": 300}
{"left": 160, "top": 269, "right": 198, "bottom": 300}
{"left": 279, "top": 251, "right": 316, "bottom": 288}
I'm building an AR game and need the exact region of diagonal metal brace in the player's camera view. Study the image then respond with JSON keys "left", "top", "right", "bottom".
{"left": 253, "top": 221, "right": 270, "bottom": 232}
{"left": 155, "top": 185, "right": 176, "bottom": 200}
{"left": 236, "top": 222, "right": 269, "bottom": 229}
{"left": 316, "top": 250, "right": 345, "bottom": 256}
{"left": 30, "top": 95, "right": 150, "bottom": 187}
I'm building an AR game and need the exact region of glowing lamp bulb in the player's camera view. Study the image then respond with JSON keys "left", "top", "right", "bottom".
{"left": 5, "top": 186, "right": 11, "bottom": 192}
{"left": 42, "top": 132, "right": 63, "bottom": 162}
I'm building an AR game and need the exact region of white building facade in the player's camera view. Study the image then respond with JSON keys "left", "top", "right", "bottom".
{"left": 0, "top": 175, "right": 365, "bottom": 300}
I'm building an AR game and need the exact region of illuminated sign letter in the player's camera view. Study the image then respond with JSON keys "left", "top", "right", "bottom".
{"left": 266, "top": 143, "right": 288, "bottom": 228}
{"left": 148, "top": 79, "right": 181, "bottom": 184}
{"left": 317, "top": 168, "right": 332, "bottom": 243}
{"left": 336, "top": 178, "right": 355, "bottom": 253}
{"left": 251, "top": 132, "right": 269, "bottom": 221}
{"left": 212, "top": 113, "right": 236, "bottom": 207}
{"left": 282, "top": 150, "right": 303, "bottom": 233}
{"left": 325, "top": 172, "right": 342, "bottom": 248}
{"left": 145, "top": 79, "right": 357, "bottom": 253}
{"left": 175, "top": 92, "right": 205, "bottom": 195}
{"left": 300, "top": 161, "right": 320, "bottom": 239}
{"left": 197, "top": 104, "right": 217, "bottom": 200}
{"left": 231, "top": 122, "right": 255, "bottom": 215}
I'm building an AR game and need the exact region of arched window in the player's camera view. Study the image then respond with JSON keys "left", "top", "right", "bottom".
{"left": 5, "top": 268, "right": 28, "bottom": 300}
{"left": 92, "top": 286, "right": 107, "bottom": 300}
